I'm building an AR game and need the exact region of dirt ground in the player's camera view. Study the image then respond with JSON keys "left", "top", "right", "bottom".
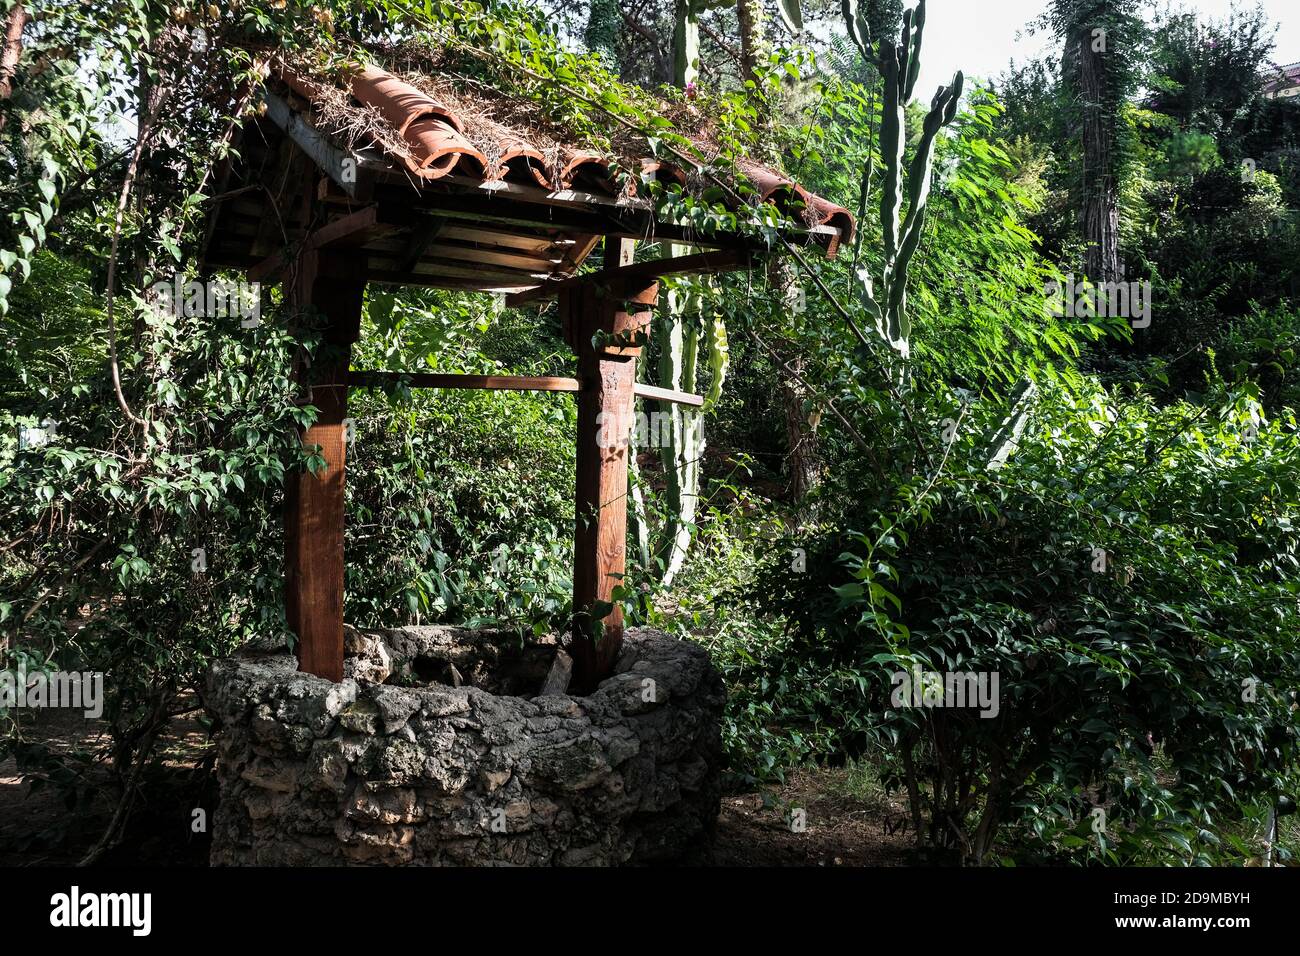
{"left": 0, "top": 708, "right": 916, "bottom": 867}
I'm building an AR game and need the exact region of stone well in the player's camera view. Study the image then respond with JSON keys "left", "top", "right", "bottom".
{"left": 204, "top": 626, "right": 724, "bottom": 865}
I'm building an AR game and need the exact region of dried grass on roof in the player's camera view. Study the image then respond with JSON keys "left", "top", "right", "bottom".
{"left": 274, "top": 43, "right": 830, "bottom": 231}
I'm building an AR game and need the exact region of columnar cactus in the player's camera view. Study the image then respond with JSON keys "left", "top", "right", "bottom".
{"left": 844, "top": 0, "right": 963, "bottom": 364}
{"left": 630, "top": 1, "right": 735, "bottom": 587}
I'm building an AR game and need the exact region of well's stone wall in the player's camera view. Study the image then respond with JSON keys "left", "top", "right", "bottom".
{"left": 204, "top": 626, "right": 723, "bottom": 865}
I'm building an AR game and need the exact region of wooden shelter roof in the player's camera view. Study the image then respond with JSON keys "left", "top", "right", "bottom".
{"left": 202, "top": 60, "right": 855, "bottom": 296}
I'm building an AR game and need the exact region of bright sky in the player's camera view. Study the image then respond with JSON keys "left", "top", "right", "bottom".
{"left": 912, "top": 0, "right": 1300, "bottom": 98}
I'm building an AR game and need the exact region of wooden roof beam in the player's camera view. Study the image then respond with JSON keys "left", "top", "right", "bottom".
{"left": 264, "top": 91, "right": 368, "bottom": 200}
{"left": 504, "top": 248, "right": 752, "bottom": 308}
{"left": 248, "top": 205, "right": 391, "bottom": 282}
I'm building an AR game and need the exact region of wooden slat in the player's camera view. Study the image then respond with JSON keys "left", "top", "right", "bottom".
{"left": 402, "top": 257, "right": 552, "bottom": 284}
{"left": 365, "top": 241, "right": 558, "bottom": 273}
{"left": 378, "top": 192, "right": 621, "bottom": 237}
{"left": 633, "top": 382, "right": 704, "bottom": 407}
{"left": 419, "top": 241, "right": 560, "bottom": 272}
{"left": 348, "top": 372, "right": 579, "bottom": 393}
{"left": 438, "top": 223, "right": 564, "bottom": 254}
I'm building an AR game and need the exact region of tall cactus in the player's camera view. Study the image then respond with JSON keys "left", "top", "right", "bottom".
{"left": 673, "top": 0, "right": 701, "bottom": 85}
{"left": 629, "top": 1, "right": 733, "bottom": 588}
{"left": 843, "top": 0, "right": 963, "bottom": 365}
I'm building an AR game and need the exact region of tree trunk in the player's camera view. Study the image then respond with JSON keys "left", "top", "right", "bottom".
{"left": 584, "top": 0, "right": 621, "bottom": 71}
{"left": 780, "top": 355, "right": 821, "bottom": 503}
{"left": 0, "top": 2, "right": 28, "bottom": 130}
{"left": 736, "top": 0, "right": 765, "bottom": 82}
{"left": 767, "top": 258, "right": 821, "bottom": 510}
{"left": 1077, "top": 24, "right": 1120, "bottom": 284}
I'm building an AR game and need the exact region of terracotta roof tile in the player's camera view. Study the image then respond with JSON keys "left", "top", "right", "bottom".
{"left": 350, "top": 66, "right": 486, "bottom": 179}
{"left": 272, "top": 63, "right": 853, "bottom": 252}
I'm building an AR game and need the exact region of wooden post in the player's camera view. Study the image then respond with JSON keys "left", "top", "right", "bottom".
{"left": 285, "top": 249, "right": 365, "bottom": 681}
{"left": 569, "top": 238, "right": 656, "bottom": 693}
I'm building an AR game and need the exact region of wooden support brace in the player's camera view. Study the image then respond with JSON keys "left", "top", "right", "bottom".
{"left": 250, "top": 205, "right": 391, "bottom": 283}
{"left": 633, "top": 382, "right": 704, "bottom": 407}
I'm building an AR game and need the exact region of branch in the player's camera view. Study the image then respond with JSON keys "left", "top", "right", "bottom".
{"left": 698, "top": 17, "right": 744, "bottom": 70}
{"left": 749, "top": 329, "right": 885, "bottom": 480}
{"left": 618, "top": 10, "right": 669, "bottom": 79}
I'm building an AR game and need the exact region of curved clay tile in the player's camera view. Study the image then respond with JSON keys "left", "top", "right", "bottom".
{"left": 352, "top": 66, "right": 461, "bottom": 133}
{"left": 808, "top": 194, "right": 856, "bottom": 251}
{"left": 493, "top": 142, "right": 553, "bottom": 189}
{"left": 640, "top": 158, "right": 689, "bottom": 190}
{"left": 561, "top": 150, "right": 619, "bottom": 195}
{"left": 738, "top": 160, "right": 813, "bottom": 215}
{"left": 738, "top": 160, "right": 855, "bottom": 255}
{"left": 350, "top": 66, "right": 485, "bottom": 179}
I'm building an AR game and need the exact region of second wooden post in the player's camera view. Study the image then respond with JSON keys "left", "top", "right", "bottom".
{"left": 568, "top": 240, "right": 657, "bottom": 693}
{"left": 285, "top": 249, "right": 365, "bottom": 681}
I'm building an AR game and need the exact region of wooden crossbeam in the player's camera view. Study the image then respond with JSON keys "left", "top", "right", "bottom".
{"left": 347, "top": 372, "right": 704, "bottom": 406}
{"left": 249, "top": 205, "right": 391, "bottom": 282}
{"left": 348, "top": 371, "right": 580, "bottom": 393}
{"left": 505, "top": 248, "right": 751, "bottom": 308}
{"left": 633, "top": 382, "right": 705, "bottom": 407}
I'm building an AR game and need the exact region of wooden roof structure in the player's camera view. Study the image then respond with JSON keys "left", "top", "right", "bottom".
{"left": 204, "top": 63, "right": 854, "bottom": 292}
{"left": 202, "top": 60, "right": 853, "bottom": 692}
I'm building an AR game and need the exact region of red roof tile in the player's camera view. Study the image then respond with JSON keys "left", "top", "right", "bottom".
{"left": 274, "top": 63, "right": 854, "bottom": 250}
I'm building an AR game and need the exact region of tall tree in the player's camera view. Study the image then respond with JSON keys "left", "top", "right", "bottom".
{"left": 1045, "top": 0, "right": 1145, "bottom": 284}
{"left": 584, "top": 0, "right": 622, "bottom": 71}
{"left": 0, "top": 1, "right": 27, "bottom": 133}
{"left": 736, "top": 0, "right": 765, "bottom": 80}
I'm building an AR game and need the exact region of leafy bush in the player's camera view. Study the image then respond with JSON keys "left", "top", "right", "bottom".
{"left": 749, "top": 375, "right": 1300, "bottom": 863}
